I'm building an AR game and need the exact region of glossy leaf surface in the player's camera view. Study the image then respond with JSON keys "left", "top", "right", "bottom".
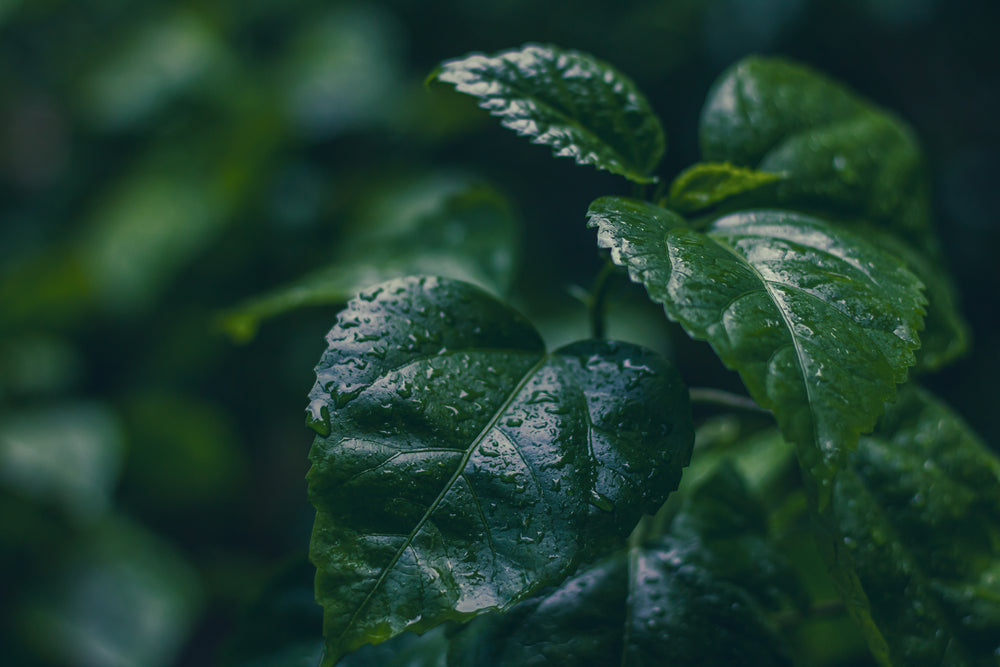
{"left": 221, "top": 179, "right": 517, "bottom": 341}
{"left": 818, "top": 385, "right": 1000, "bottom": 666}
{"left": 698, "top": 57, "right": 968, "bottom": 369}
{"left": 847, "top": 225, "right": 969, "bottom": 371}
{"left": 667, "top": 162, "right": 784, "bottom": 214}
{"left": 449, "top": 465, "right": 792, "bottom": 666}
{"left": 307, "top": 276, "right": 693, "bottom": 665}
{"left": 699, "top": 57, "right": 932, "bottom": 247}
{"left": 588, "top": 197, "right": 925, "bottom": 498}
{"left": 433, "top": 44, "right": 665, "bottom": 183}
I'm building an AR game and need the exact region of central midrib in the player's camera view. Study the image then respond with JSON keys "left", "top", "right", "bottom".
{"left": 337, "top": 351, "right": 551, "bottom": 643}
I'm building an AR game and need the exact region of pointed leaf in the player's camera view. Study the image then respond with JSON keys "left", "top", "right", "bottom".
{"left": 699, "top": 57, "right": 968, "bottom": 369}
{"left": 306, "top": 276, "right": 693, "bottom": 664}
{"left": 449, "top": 466, "right": 792, "bottom": 666}
{"left": 700, "top": 56, "right": 934, "bottom": 254}
{"left": 816, "top": 385, "right": 1000, "bottom": 666}
{"left": 667, "top": 162, "right": 784, "bottom": 214}
{"left": 588, "top": 197, "right": 926, "bottom": 500}
{"left": 433, "top": 44, "right": 665, "bottom": 183}
{"left": 221, "top": 179, "right": 518, "bottom": 341}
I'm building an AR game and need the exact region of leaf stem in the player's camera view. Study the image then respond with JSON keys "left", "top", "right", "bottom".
{"left": 688, "top": 387, "right": 768, "bottom": 414}
{"left": 589, "top": 259, "right": 617, "bottom": 339}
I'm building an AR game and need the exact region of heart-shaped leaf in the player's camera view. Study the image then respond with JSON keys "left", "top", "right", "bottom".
{"left": 816, "top": 385, "right": 1000, "bottom": 666}
{"left": 306, "top": 276, "right": 693, "bottom": 665}
{"left": 220, "top": 177, "right": 518, "bottom": 342}
{"left": 587, "top": 197, "right": 926, "bottom": 501}
{"left": 449, "top": 465, "right": 792, "bottom": 666}
{"left": 432, "top": 44, "right": 665, "bottom": 183}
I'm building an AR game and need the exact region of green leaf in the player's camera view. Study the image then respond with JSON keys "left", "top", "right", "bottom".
{"left": 220, "top": 178, "right": 518, "bottom": 342}
{"left": 306, "top": 276, "right": 693, "bottom": 664}
{"left": 847, "top": 225, "right": 969, "bottom": 371}
{"left": 699, "top": 56, "right": 934, "bottom": 253}
{"left": 698, "top": 58, "right": 971, "bottom": 369}
{"left": 587, "top": 197, "right": 926, "bottom": 501}
{"left": 449, "top": 465, "right": 792, "bottom": 666}
{"left": 667, "top": 162, "right": 784, "bottom": 214}
{"left": 433, "top": 44, "right": 665, "bottom": 183}
{"left": 816, "top": 385, "right": 1000, "bottom": 666}
{"left": 0, "top": 402, "right": 124, "bottom": 522}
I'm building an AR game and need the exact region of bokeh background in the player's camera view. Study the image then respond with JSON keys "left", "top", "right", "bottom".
{"left": 1, "top": 0, "right": 997, "bottom": 665}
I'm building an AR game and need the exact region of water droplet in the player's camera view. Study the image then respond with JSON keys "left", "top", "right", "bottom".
{"left": 305, "top": 398, "right": 331, "bottom": 437}
{"left": 527, "top": 389, "right": 558, "bottom": 404}
{"left": 588, "top": 489, "right": 615, "bottom": 512}
{"left": 505, "top": 417, "right": 523, "bottom": 427}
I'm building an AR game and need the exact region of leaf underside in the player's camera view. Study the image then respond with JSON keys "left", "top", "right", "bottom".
{"left": 306, "top": 276, "right": 693, "bottom": 665}
{"left": 434, "top": 44, "right": 665, "bottom": 183}
{"left": 817, "top": 385, "right": 1000, "bottom": 666}
{"left": 587, "top": 197, "right": 926, "bottom": 500}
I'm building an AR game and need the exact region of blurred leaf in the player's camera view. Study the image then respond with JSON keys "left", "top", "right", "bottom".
{"left": 20, "top": 517, "right": 202, "bottom": 667}
{"left": 120, "top": 392, "right": 246, "bottom": 513}
{"left": 449, "top": 465, "right": 792, "bottom": 666}
{"left": 81, "top": 168, "right": 227, "bottom": 314}
{"left": 0, "top": 401, "right": 123, "bottom": 522}
{"left": 221, "top": 177, "right": 519, "bottom": 342}
{"left": 433, "top": 44, "right": 665, "bottom": 183}
{"left": 307, "top": 276, "right": 693, "bottom": 664}
{"left": 81, "top": 10, "right": 226, "bottom": 130}
{"left": 0, "top": 334, "right": 81, "bottom": 400}
{"left": 816, "top": 385, "right": 1000, "bottom": 665}
{"left": 588, "top": 197, "right": 925, "bottom": 503}
{"left": 280, "top": 5, "right": 404, "bottom": 138}
{"left": 667, "top": 162, "right": 784, "bottom": 214}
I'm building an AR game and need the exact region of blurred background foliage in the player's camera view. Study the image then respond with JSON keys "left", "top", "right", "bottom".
{"left": 0, "top": 0, "right": 997, "bottom": 665}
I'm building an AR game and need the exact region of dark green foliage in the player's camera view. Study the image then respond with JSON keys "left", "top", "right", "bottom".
{"left": 3, "top": 5, "right": 996, "bottom": 665}
{"left": 306, "top": 276, "right": 693, "bottom": 663}
{"left": 449, "top": 466, "right": 793, "bottom": 666}
{"left": 588, "top": 199, "right": 925, "bottom": 499}
{"left": 432, "top": 44, "right": 665, "bottom": 183}
{"left": 293, "top": 45, "right": 999, "bottom": 667}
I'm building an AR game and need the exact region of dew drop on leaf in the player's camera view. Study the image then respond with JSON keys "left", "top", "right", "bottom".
{"left": 306, "top": 398, "right": 331, "bottom": 437}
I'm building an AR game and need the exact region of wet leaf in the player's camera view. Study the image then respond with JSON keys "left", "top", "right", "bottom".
{"left": 221, "top": 179, "right": 517, "bottom": 342}
{"left": 816, "top": 385, "right": 1000, "bottom": 666}
{"left": 588, "top": 197, "right": 926, "bottom": 501}
{"left": 846, "top": 225, "right": 969, "bottom": 371}
{"left": 306, "top": 276, "right": 693, "bottom": 664}
{"left": 432, "top": 44, "right": 665, "bottom": 183}
{"left": 698, "top": 56, "right": 969, "bottom": 369}
{"left": 449, "top": 465, "right": 792, "bottom": 666}
{"left": 667, "top": 162, "right": 784, "bottom": 214}
{"left": 699, "top": 56, "right": 932, "bottom": 250}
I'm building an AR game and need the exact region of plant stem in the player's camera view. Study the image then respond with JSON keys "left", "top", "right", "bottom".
{"left": 589, "top": 260, "right": 617, "bottom": 339}
{"left": 688, "top": 387, "right": 768, "bottom": 414}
